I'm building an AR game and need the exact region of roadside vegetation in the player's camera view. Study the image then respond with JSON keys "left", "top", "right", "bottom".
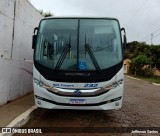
{"left": 136, "top": 76, "right": 160, "bottom": 83}
{"left": 125, "top": 41, "right": 160, "bottom": 83}
{"left": 39, "top": 10, "right": 53, "bottom": 17}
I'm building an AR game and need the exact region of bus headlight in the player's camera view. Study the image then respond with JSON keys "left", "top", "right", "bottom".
{"left": 103, "top": 79, "right": 123, "bottom": 90}
{"left": 118, "top": 79, "right": 123, "bottom": 85}
{"left": 34, "top": 78, "right": 40, "bottom": 86}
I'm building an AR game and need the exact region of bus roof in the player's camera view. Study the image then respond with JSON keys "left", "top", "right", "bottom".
{"left": 43, "top": 16, "right": 118, "bottom": 20}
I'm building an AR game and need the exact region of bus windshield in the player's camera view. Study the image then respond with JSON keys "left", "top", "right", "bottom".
{"left": 35, "top": 18, "right": 122, "bottom": 71}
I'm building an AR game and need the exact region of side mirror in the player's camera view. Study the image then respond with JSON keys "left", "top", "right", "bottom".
{"left": 32, "top": 27, "right": 38, "bottom": 49}
{"left": 123, "top": 34, "right": 127, "bottom": 48}
{"left": 32, "top": 35, "right": 37, "bottom": 49}
{"left": 121, "top": 28, "right": 127, "bottom": 48}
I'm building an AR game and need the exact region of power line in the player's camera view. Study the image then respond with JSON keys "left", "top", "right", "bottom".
{"left": 152, "top": 27, "right": 160, "bottom": 34}
{"left": 125, "top": 0, "right": 149, "bottom": 25}
{"left": 152, "top": 32, "right": 160, "bottom": 38}
{"left": 141, "top": 27, "right": 160, "bottom": 42}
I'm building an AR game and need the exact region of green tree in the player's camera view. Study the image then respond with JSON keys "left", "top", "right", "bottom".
{"left": 149, "top": 45, "right": 160, "bottom": 76}
{"left": 125, "top": 41, "right": 160, "bottom": 77}
{"left": 39, "top": 10, "right": 53, "bottom": 17}
{"left": 131, "top": 54, "right": 152, "bottom": 76}
{"left": 149, "top": 46, "right": 160, "bottom": 68}
{"left": 125, "top": 41, "right": 151, "bottom": 59}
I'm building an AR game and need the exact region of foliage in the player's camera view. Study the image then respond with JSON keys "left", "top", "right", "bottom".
{"left": 134, "top": 76, "right": 160, "bottom": 83}
{"left": 125, "top": 41, "right": 160, "bottom": 77}
{"left": 132, "top": 54, "right": 152, "bottom": 67}
{"left": 149, "top": 46, "right": 160, "bottom": 69}
{"left": 39, "top": 10, "right": 53, "bottom": 17}
{"left": 131, "top": 54, "right": 153, "bottom": 76}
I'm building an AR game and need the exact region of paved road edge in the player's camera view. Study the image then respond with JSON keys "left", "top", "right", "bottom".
{"left": 125, "top": 75, "right": 160, "bottom": 86}
{"left": 1, "top": 105, "right": 37, "bottom": 136}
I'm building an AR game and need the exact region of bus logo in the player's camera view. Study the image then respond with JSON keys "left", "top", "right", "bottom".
{"left": 74, "top": 90, "right": 82, "bottom": 96}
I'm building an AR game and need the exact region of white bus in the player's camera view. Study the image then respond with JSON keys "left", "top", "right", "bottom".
{"left": 32, "top": 17, "right": 126, "bottom": 110}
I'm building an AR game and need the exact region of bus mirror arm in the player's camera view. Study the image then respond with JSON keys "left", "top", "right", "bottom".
{"left": 32, "top": 27, "right": 38, "bottom": 49}
{"left": 121, "top": 28, "right": 127, "bottom": 48}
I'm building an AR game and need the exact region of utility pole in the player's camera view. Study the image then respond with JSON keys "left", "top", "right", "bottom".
{"left": 151, "top": 33, "right": 153, "bottom": 45}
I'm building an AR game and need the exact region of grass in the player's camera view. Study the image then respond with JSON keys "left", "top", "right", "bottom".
{"left": 126, "top": 74, "right": 160, "bottom": 84}
{"left": 137, "top": 76, "right": 160, "bottom": 84}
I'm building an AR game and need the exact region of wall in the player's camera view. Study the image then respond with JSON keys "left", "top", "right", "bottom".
{"left": 0, "top": 0, "right": 43, "bottom": 106}
{"left": 154, "top": 69, "right": 160, "bottom": 77}
{"left": 124, "top": 59, "right": 131, "bottom": 74}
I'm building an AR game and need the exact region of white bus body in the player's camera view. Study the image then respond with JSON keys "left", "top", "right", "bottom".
{"left": 32, "top": 17, "right": 126, "bottom": 110}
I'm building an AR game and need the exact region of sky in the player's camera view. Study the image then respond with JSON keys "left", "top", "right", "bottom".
{"left": 29, "top": 0, "right": 160, "bottom": 45}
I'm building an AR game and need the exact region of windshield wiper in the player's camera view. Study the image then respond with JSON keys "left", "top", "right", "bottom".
{"left": 84, "top": 35, "right": 101, "bottom": 71}
{"left": 55, "top": 36, "right": 71, "bottom": 70}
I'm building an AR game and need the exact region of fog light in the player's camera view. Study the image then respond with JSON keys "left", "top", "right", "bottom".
{"left": 115, "top": 102, "right": 119, "bottom": 106}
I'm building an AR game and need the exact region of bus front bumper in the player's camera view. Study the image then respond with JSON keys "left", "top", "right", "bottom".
{"left": 34, "top": 84, "right": 123, "bottom": 110}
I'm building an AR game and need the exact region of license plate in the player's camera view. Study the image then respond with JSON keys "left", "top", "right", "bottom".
{"left": 70, "top": 99, "right": 86, "bottom": 104}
